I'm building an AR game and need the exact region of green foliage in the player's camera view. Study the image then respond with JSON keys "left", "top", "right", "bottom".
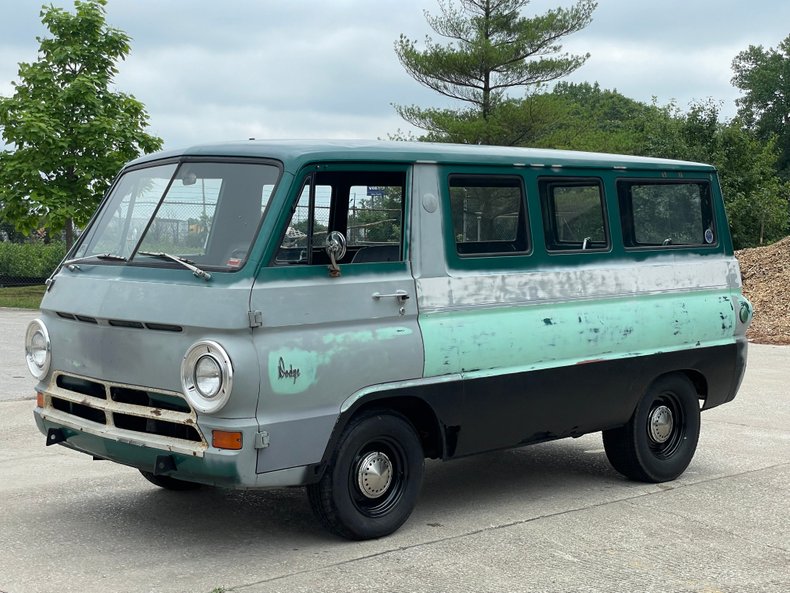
{"left": 530, "top": 82, "right": 656, "bottom": 153}
{"left": 0, "top": 0, "right": 162, "bottom": 247}
{"left": 0, "top": 241, "right": 66, "bottom": 279}
{"left": 636, "top": 100, "right": 789, "bottom": 249}
{"left": 726, "top": 176, "right": 789, "bottom": 249}
{"left": 350, "top": 187, "right": 402, "bottom": 244}
{"left": 0, "top": 285, "right": 46, "bottom": 308}
{"left": 732, "top": 35, "right": 790, "bottom": 177}
{"left": 531, "top": 85, "right": 789, "bottom": 249}
{"left": 394, "top": 0, "right": 596, "bottom": 144}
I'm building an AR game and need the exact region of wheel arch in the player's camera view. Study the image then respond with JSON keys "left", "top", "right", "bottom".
{"left": 310, "top": 391, "right": 445, "bottom": 484}
{"left": 649, "top": 368, "right": 708, "bottom": 402}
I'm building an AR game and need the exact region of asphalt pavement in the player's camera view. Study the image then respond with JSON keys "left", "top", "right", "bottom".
{"left": 0, "top": 307, "right": 788, "bottom": 593}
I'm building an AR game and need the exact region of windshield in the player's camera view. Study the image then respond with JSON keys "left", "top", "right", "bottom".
{"left": 74, "top": 160, "right": 280, "bottom": 270}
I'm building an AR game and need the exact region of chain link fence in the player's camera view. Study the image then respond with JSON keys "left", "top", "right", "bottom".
{"left": 0, "top": 241, "right": 66, "bottom": 287}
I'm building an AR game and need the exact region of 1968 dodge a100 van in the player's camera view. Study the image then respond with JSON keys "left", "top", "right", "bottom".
{"left": 27, "top": 140, "right": 751, "bottom": 539}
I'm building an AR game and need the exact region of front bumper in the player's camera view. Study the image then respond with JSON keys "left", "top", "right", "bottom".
{"left": 33, "top": 409, "right": 310, "bottom": 488}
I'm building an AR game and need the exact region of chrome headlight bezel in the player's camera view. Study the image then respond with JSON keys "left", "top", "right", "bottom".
{"left": 181, "top": 340, "right": 233, "bottom": 414}
{"left": 25, "top": 319, "right": 51, "bottom": 380}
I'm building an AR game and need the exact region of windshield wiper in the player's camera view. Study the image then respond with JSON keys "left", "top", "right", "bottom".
{"left": 44, "top": 253, "right": 129, "bottom": 289}
{"left": 137, "top": 251, "right": 212, "bottom": 281}
{"left": 62, "top": 253, "right": 129, "bottom": 270}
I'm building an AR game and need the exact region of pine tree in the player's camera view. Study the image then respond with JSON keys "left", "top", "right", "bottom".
{"left": 394, "top": 0, "right": 596, "bottom": 145}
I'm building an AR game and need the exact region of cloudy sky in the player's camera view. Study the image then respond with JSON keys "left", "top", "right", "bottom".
{"left": 1, "top": 0, "right": 789, "bottom": 151}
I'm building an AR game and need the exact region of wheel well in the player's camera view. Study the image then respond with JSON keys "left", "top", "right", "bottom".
{"left": 655, "top": 370, "right": 708, "bottom": 403}
{"left": 353, "top": 396, "right": 443, "bottom": 459}
{"left": 681, "top": 370, "right": 708, "bottom": 402}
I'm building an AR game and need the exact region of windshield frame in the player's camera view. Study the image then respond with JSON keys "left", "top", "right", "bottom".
{"left": 68, "top": 156, "right": 284, "bottom": 274}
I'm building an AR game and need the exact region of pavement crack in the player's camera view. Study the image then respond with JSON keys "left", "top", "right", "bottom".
{"left": 225, "top": 462, "right": 790, "bottom": 592}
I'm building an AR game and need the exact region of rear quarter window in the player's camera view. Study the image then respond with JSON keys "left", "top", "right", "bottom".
{"left": 618, "top": 180, "right": 716, "bottom": 248}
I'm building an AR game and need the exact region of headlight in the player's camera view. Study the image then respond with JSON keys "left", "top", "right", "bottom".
{"left": 25, "top": 319, "right": 51, "bottom": 380}
{"left": 181, "top": 341, "right": 233, "bottom": 414}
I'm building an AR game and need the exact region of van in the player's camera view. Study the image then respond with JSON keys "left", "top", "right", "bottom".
{"left": 27, "top": 140, "right": 752, "bottom": 539}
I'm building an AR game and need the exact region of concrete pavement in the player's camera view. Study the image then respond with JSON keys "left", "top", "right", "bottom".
{"left": 0, "top": 305, "right": 788, "bottom": 593}
{"left": 0, "top": 307, "right": 39, "bottom": 401}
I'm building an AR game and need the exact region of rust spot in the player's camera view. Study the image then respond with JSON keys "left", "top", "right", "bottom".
{"left": 150, "top": 409, "right": 162, "bottom": 417}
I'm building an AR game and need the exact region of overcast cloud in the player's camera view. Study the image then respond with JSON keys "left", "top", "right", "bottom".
{"left": 1, "top": 0, "right": 789, "bottom": 151}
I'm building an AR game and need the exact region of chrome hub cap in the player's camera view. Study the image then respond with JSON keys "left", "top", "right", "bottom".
{"left": 356, "top": 451, "right": 393, "bottom": 499}
{"left": 648, "top": 405, "right": 674, "bottom": 444}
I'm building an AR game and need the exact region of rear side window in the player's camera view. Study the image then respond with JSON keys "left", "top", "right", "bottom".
{"left": 618, "top": 181, "right": 715, "bottom": 247}
{"left": 448, "top": 175, "right": 528, "bottom": 256}
{"left": 540, "top": 179, "right": 608, "bottom": 251}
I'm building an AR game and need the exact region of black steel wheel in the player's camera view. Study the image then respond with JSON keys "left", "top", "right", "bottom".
{"left": 139, "top": 470, "right": 202, "bottom": 491}
{"left": 307, "top": 411, "right": 424, "bottom": 540}
{"left": 603, "top": 374, "right": 701, "bottom": 483}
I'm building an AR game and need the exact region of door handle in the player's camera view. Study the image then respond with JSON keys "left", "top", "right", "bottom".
{"left": 372, "top": 290, "right": 410, "bottom": 302}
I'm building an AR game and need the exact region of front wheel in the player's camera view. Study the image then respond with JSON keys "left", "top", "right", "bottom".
{"left": 307, "top": 411, "right": 424, "bottom": 540}
{"left": 603, "top": 374, "right": 701, "bottom": 483}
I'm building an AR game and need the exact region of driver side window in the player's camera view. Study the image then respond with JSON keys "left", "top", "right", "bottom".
{"left": 273, "top": 168, "right": 406, "bottom": 266}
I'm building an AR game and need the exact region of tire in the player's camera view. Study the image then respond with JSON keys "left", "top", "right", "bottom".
{"left": 139, "top": 470, "right": 203, "bottom": 491}
{"left": 307, "top": 411, "right": 424, "bottom": 540}
{"left": 603, "top": 374, "right": 701, "bottom": 483}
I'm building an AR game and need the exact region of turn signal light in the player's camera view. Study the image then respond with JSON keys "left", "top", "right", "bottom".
{"left": 36, "top": 392, "right": 44, "bottom": 408}
{"left": 212, "top": 430, "right": 243, "bottom": 450}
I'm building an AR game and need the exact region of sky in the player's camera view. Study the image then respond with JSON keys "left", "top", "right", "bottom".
{"left": 1, "top": 0, "right": 789, "bottom": 152}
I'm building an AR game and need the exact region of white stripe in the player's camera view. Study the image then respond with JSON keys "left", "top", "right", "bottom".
{"left": 416, "top": 254, "right": 741, "bottom": 312}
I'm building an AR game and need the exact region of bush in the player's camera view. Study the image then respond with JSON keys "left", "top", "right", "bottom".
{"left": 0, "top": 242, "right": 67, "bottom": 282}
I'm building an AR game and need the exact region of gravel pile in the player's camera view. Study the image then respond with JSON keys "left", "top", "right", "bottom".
{"left": 736, "top": 236, "right": 790, "bottom": 345}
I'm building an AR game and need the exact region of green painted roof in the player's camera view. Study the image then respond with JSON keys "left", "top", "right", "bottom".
{"left": 127, "top": 139, "right": 716, "bottom": 173}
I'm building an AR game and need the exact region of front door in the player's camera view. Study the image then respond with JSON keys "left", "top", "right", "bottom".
{"left": 250, "top": 163, "right": 424, "bottom": 473}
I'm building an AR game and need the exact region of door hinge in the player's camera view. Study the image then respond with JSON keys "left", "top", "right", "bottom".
{"left": 248, "top": 310, "right": 263, "bottom": 328}
{"left": 254, "top": 431, "right": 270, "bottom": 449}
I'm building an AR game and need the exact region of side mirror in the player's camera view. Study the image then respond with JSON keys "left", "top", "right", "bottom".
{"left": 325, "top": 231, "right": 347, "bottom": 277}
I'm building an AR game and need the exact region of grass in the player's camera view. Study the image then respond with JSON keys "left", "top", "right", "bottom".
{"left": 0, "top": 285, "right": 46, "bottom": 309}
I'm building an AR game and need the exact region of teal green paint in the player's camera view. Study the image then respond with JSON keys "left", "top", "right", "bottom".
{"left": 438, "top": 165, "right": 725, "bottom": 272}
{"left": 270, "top": 327, "right": 414, "bottom": 395}
{"left": 36, "top": 417, "right": 242, "bottom": 485}
{"left": 419, "top": 290, "right": 738, "bottom": 378}
{"left": 257, "top": 260, "right": 409, "bottom": 282}
{"left": 375, "top": 327, "right": 413, "bottom": 340}
{"left": 268, "top": 348, "right": 321, "bottom": 395}
{"left": 321, "top": 326, "right": 412, "bottom": 346}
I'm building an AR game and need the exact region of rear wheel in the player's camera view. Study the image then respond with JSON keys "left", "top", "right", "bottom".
{"left": 139, "top": 470, "right": 202, "bottom": 491}
{"left": 603, "top": 374, "right": 701, "bottom": 483}
{"left": 307, "top": 411, "right": 424, "bottom": 540}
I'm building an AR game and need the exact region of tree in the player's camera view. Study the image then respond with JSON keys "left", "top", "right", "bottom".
{"left": 731, "top": 35, "right": 790, "bottom": 178}
{"left": 530, "top": 82, "right": 656, "bottom": 154}
{"left": 525, "top": 85, "right": 788, "bottom": 248}
{"left": 394, "top": 0, "right": 597, "bottom": 145}
{"left": 0, "top": 0, "right": 162, "bottom": 248}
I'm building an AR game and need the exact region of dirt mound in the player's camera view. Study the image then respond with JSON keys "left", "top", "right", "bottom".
{"left": 736, "top": 236, "right": 790, "bottom": 344}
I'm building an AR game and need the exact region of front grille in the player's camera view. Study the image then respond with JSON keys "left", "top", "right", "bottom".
{"left": 56, "top": 375, "right": 106, "bottom": 399}
{"left": 52, "top": 397, "right": 107, "bottom": 424}
{"left": 42, "top": 372, "right": 206, "bottom": 455}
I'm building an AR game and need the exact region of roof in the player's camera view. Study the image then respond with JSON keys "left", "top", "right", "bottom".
{"left": 126, "top": 139, "right": 716, "bottom": 173}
